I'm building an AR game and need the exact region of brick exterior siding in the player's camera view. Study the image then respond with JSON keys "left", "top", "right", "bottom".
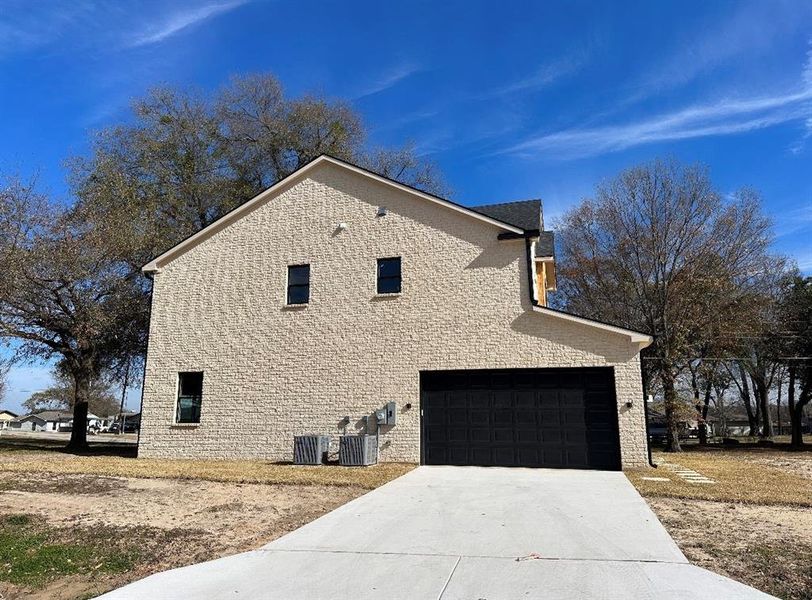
{"left": 138, "top": 162, "right": 649, "bottom": 467}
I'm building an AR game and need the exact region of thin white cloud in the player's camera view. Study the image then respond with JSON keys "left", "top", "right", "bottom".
{"left": 504, "top": 91, "right": 812, "bottom": 159}
{"left": 504, "top": 47, "right": 812, "bottom": 160}
{"left": 353, "top": 63, "right": 421, "bottom": 100}
{"left": 775, "top": 203, "right": 812, "bottom": 238}
{"left": 790, "top": 40, "right": 812, "bottom": 153}
{"left": 127, "top": 1, "right": 247, "bottom": 48}
{"left": 793, "top": 249, "right": 812, "bottom": 273}
{"left": 0, "top": 1, "right": 97, "bottom": 58}
{"left": 634, "top": 2, "right": 810, "bottom": 97}
{"left": 488, "top": 53, "right": 586, "bottom": 97}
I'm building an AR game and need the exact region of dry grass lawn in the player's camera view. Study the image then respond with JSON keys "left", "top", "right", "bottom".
{"left": 626, "top": 450, "right": 812, "bottom": 507}
{"left": 0, "top": 440, "right": 415, "bottom": 599}
{"left": 0, "top": 447, "right": 415, "bottom": 489}
{"left": 629, "top": 447, "right": 812, "bottom": 600}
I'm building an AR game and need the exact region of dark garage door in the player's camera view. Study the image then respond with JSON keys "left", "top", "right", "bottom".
{"left": 421, "top": 368, "right": 621, "bottom": 470}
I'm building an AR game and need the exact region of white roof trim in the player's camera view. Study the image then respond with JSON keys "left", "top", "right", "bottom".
{"left": 142, "top": 155, "right": 525, "bottom": 273}
{"left": 531, "top": 305, "right": 653, "bottom": 348}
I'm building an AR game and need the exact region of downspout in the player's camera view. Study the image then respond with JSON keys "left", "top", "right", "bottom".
{"left": 641, "top": 371, "right": 656, "bottom": 468}
{"left": 524, "top": 237, "right": 538, "bottom": 307}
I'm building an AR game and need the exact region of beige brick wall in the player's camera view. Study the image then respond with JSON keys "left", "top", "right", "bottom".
{"left": 138, "top": 162, "right": 649, "bottom": 467}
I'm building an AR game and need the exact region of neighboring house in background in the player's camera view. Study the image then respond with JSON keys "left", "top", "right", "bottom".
{"left": 30, "top": 410, "right": 72, "bottom": 432}
{"left": 10, "top": 414, "right": 48, "bottom": 431}
{"left": 138, "top": 155, "right": 653, "bottom": 470}
{"left": 9, "top": 410, "right": 103, "bottom": 433}
{"left": 0, "top": 410, "right": 18, "bottom": 430}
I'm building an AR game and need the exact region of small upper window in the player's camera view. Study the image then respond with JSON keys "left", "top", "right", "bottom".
{"left": 287, "top": 264, "right": 310, "bottom": 305}
{"left": 176, "top": 372, "right": 203, "bottom": 424}
{"left": 377, "top": 257, "right": 402, "bottom": 294}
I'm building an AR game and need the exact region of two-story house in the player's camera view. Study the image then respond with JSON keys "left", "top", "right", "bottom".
{"left": 138, "top": 155, "right": 652, "bottom": 469}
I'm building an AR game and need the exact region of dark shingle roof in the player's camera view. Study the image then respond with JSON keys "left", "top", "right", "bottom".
{"left": 536, "top": 231, "right": 555, "bottom": 257}
{"left": 31, "top": 410, "right": 72, "bottom": 422}
{"left": 470, "top": 199, "right": 555, "bottom": 257}
{"left": 472, "top": 199, "right": 542, "bottom": 232}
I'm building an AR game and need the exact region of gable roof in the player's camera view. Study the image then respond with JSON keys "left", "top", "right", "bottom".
{"left": 474, "top": 200, "right": 542, "bottom": 232}
{"left": 32, "top": 410, "right": 72, "bottom": 422}
{"left": 0, "top": 410, "right": 18, "bottom": 418}
{"left": 535, "top": 231, "right": 555, "bottom": 258}
{"left": 18, "top": 414, "right": 47, "bottom": 423}
{"left": 531, "top": 305, "right": 653, "bottom": 348}
{"left": 143, "top": 154, "right": 527, "bottom": 273}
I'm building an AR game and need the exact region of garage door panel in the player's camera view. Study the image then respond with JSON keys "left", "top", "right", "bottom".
{"left": 448, "top": 428, "right": 468, "bottom": 442}
{"left": 539, "top": 409, "right": 562, "bottom": 425}
{"left": 516, "top": 429, "right": 538, "bottom": 443}
{"left": 469, "top": 391, "right": 489, "bottom": 409}
{"left": 469, "top": 410, "right": 490, "bottom": 425}
{"left": 493, "top": 429, "right": 515, "bottom": 442}
{"left": 470, "top": 447, "right": 492, "bottom": 464}
{"left": 514, "top": 391, "right": 535, "bottom": 407}
{"left": 421, "top": 368, "right": 621, "bottom": 470}
{"left": 515, "top": 411, "right": 536, "bottom": 425}
{"left": 469, "top": 428, "right": 490, "bottom": 442}
{"left": 493, "top": 447, "right": 515, "bottom": 465}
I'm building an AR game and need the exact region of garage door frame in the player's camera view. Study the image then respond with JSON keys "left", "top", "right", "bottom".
{"left": 419, "top": 367, "right": 622, "bottom": 470}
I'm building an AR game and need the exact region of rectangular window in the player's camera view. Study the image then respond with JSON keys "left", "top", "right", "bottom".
{"left": 377, "top": 257, "right": 402, "bottom": 294}
{"left": 287, "top": 264, "right": 310, "bottom": 305}
{"left": 176, "top": 372, "right": 203, "bottom": 424}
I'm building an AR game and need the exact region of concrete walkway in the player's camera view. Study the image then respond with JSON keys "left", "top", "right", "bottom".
{"left": 99, "top": 466, "right": 774, "bottom": 599}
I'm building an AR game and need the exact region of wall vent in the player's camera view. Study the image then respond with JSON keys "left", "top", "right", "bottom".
{"left": 339, "top": 435, "right": 378, "bottom": 466}
{"left": 293, "top": 435, "right": 331, "bottom": 465}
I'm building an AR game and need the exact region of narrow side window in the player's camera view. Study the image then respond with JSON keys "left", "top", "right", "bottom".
{"left": 176, "top": 372, "right": 203, "bottom": 423}
{"left": 377, "top": 257, "right": 402, "bottom": 294}
{"left": 287, "top": 264, "right": 310, "bottom": 305}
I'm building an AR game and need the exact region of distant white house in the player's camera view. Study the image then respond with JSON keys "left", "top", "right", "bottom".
{"left": 0, "top": 410, "right": 18, "bottom": 430}
{"left": 9, "top": 410, "right": 103, "bottom": 432}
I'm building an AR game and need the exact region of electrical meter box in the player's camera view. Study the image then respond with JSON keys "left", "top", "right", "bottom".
{"left": 385, "top": 402, "right": 397, "bottom": 425}
{"left": 375, "top": 402, "right": 397, "bottom": 426}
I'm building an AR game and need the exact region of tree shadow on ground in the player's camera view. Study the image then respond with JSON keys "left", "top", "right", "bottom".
{"left": 652, "top": 439, "right": 812, "bottom": 454}
{"left": 0, "top": 437, "right": 137, "bottom": 458}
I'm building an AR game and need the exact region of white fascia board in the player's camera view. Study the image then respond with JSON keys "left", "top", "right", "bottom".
{"left": 531, "top": 305, "right": 653, "bottom": 349}
{"left": 142, "top": 155, "right": 524, "bottom": 273}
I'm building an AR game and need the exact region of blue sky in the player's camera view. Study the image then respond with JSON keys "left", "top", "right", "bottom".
{"left": 1, "top": 0, "right": 811, "bottom": 413}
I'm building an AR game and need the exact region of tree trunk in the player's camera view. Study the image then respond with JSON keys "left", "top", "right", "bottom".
{"left": 699, "top": 379, "right": 712, "bottom": 445}
{"left": 776, "top": 377, "right": 783, "bottom": 436}
{"left": 788, "top": 367, "right": 803, "bottom": 449}
{"left": 661, "top": 370, "right": 682, "bottom": 452}
{"left": 67, "top": 372, "right": 90, "bottom": 451}
{"left": 117, "top": 360, "right": 130, "bottom": 435}
{"left": 738, "top": 363, "right": 759, "bottom": 437}
{"left": 755, "top": 376, "right": 773, "bottom": 439}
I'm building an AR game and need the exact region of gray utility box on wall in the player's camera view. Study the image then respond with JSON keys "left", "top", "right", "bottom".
{"left": 339, "top": 435, "right": 378, "bottom": 466}
{"left": 293, "top": 435, "right": 331, "bottom": 465}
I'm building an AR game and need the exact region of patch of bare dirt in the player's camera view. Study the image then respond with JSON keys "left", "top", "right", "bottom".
{"left": 0, "top": 473, "right": 127, "bottom": 495}
{"left": 648, "top": 497, "right": 812, "bottom": 600}
{"left": 0, "top": 472, "right": 368, "bottom": 599}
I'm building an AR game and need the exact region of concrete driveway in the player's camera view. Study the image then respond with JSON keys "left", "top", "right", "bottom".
{"left": 99, "top": 466, "right": 773, "bottom": 599}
